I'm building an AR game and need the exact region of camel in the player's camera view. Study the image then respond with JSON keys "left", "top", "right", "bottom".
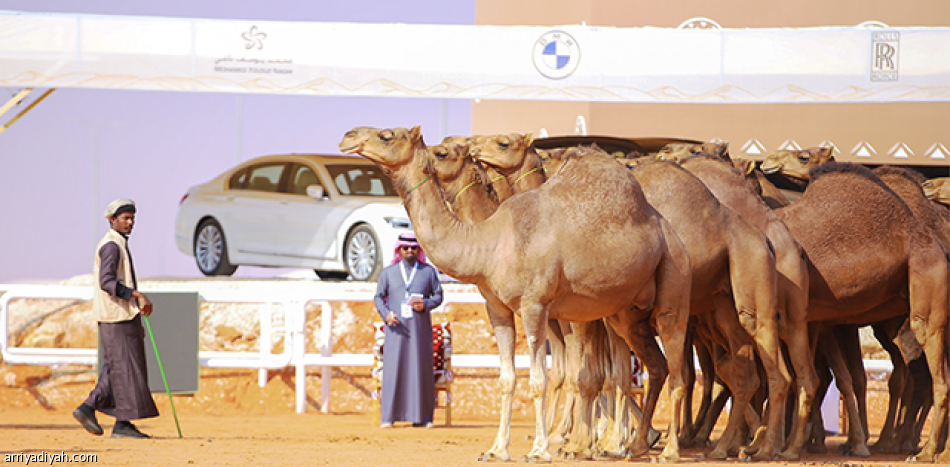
{"left": 923, "top": 177, "right": 950, "bottom": 206}
{"left": 765, "top": 161, "right": 950, "bottom": 463}
{"left": 763, "top": 151, "right": 946, "bottom": 457}
{"left": 472, "top": 136, "right": 789, "bottom": 461}
{"left": 431, "top": 137, "right": 582, "bottom": 447}
{"left": 677, "top": 154, "right": 817, "bottom": 459}
{"left": 339, "top": 126, "right": 693, "bottom": 463}
{"left": 459, "top": 140, "right": 659, "bottom": 459}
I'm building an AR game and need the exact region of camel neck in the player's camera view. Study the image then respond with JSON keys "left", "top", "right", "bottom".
{"left": 507, "top": 152, "right": 546, "bottom": 193}
{"left": 443, "top": 168, "right": 499, "bottom": 224}
{"left": 395, "top": 149, "right": 491, "bottom": 282}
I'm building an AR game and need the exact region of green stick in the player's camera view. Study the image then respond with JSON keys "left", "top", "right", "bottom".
{"left": 143, "top": 314, "right": 183, "bottom": 438}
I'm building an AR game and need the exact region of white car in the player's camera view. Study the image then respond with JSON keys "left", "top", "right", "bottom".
{"left": 174, "top": 153, "right": 411, "bottom": 281}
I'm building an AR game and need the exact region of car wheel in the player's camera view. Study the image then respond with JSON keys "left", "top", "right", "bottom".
{"left": 345, "top": 225, "right": 381, "bottom": 282}
{"left": 314, "top": 270, "right": 349, "bottom": 281}
{"left": 194, "top": 218, "right": 237, "bottom": 276}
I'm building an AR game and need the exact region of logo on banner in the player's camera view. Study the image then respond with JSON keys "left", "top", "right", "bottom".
{"left": 870, "top": 31, "right": 899, "bottom": 82}
{"left": 242, "top": 26, "right": 267, "bottom": 50}
{"left": 533, "top": 30, "right": 581, "bottom": 79}
{"left": 213, "top": 25, "right": 294, "bottom": 76}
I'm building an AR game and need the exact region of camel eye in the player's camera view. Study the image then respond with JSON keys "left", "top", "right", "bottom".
{"left": 379, "top": 131, "right": 393, "bottom": 143}
{"left": 498, "top": 141, "right": 510, "bottom": 150}
{"left": 798, "top": 155, "right": 810, "bottom": 164}
{"left": 435, "top": 150, "right": 448, "bottom": 160}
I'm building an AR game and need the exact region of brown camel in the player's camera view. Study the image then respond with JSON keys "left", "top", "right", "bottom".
{"left": 677, "top": 154, "right": 817, "bottom": 460}
{"left": 763, "top": 153, "right": 946, "bottom": 457}
{"left": 472, "top": 136, "right": 788, "bottom": 461}
{"left": 462, "top": 140, "right": 659, "bottom": 459}
{"left": 424, "top": 141, "right": 593, "bottom": 450}
{"left": 767, "top": 162, "right": 950, "bottom": 463}
{"left": 339, "top": 126, "right": 693, "bottom": 463}
{"left": 429, "top": 138, "right": 583, "bottom": 447}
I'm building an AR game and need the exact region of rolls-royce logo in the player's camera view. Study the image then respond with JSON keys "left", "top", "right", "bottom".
{"left": 533, "top": 30, "right": 581, "bottom": 80}
{"left": 871, "top": 31, "right": 899, "bottom": 82}
{"left": 242, "top": 26, "right": 267, "bottom": 50}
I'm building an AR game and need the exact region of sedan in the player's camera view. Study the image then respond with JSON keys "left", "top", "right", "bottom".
{"left": 175, "top": 153, "right": 411, "bottom": 281}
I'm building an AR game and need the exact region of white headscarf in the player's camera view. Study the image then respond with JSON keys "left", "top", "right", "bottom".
{"left": 104, "top": 198, "right": 136, "bottom": 219}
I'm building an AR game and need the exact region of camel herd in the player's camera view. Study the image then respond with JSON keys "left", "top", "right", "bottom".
{"left": 338, "top": 126, "right": 950, "bottom": 464}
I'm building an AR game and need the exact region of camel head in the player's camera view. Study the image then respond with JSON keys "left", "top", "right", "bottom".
{"left": 730, "top": 157, "right": 757, "bottom": 177}
{"left": 657, "top": 141, "right": 729, "bottom": 162}
{"left": 338, "top": 126, "right": 426, "bottom": 171}
{"left": 470, "top": 133, "right": 536, "bottom": 172}
{"left": 655, "top": 143, "right": 698, "bottom": 162}
{"left": 424, "top": 141, "right": 475, "bottom": 185}
{"left": 538, "top": 147, "right": 569, "bottom": 174}
{"left": 699, "top": 141, "right": 730, "bottom": 161}
{"left": 922, "top": 177, "right": 950, "bottom": 206}
{"left": 759, "top": 146, "right": 835, "bottom": 180}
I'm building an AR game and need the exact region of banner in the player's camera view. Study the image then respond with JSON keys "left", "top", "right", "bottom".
{"left": 1, "top": 10, "right": 948, "bottom": 103}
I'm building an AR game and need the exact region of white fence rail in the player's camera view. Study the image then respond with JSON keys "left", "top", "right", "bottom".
{"left": 0, "top": 283, "right": 532, "bottom": 414}
{"left": 0, "top": 283, "right": 893, "bottom": 415}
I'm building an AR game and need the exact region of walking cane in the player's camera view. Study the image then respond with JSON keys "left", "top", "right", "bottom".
{"left": 142, "top": 315, "right": 183, "bottom": 438}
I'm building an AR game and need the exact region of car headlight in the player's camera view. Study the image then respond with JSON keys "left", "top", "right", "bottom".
{"left": 384, "top": 217, "right": 412, "bottom": 229}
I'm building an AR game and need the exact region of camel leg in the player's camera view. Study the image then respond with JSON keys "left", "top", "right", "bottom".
{"left": 478, "top": 299, "right": 517, "bottom": 462}
{"left": 549, "top": 323, "right": 577, "bottom": 445}
{"left": 872, "top": 318, "right": 907, "bottom": 454}
{"left": 897, "top": 355, "right": 931, "bottom": 453}
{"left": 610, "top": 218, "right": 691, "bottom": 463}
{"left": 776, "top": 274, "right": 818, "bottom": 461}
{"left": 544, "top": 319, "right": 566, "bottom": 433}
{"left": 652, "top": 221, "right": 692, "bottom": 464}
{"left": 818, "top": 330, "right": 870, "bottom": 457}
{"left": 781, "top": 323, "right": 831, "bottom": 460}
{"left": 518, "top": 302, "right": 553, "bottom": 463}
{"left": 558, "top": 321, "right": 605, "bottom": 460}
{"left": 838, "top": 325, "right": 870, "bottom": 444}
{"left": 598, "top": 324, "right": 634, "bottom": 457}
{"left": 728, "top": 242, "right": 790, "bottom": 461}
{"left": 607, "top": 314, "right": 668, "bottom": 460}
{"left": 690, "top": 330, "right": 717, "bottom": 446}
{"left": 694, "top": 376, "right": 731, "bottom": 446}
{"left": 907, "top": 255, "right": 950, "bottom": 463}
{"left": 704, "top": 300, "right": 759, "bottom": 461}
{"left": 678, "top": 327, "right": 696, "bottom": 446}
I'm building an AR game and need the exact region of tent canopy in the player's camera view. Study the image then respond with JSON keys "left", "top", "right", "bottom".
{"left": 1, "top": 10, "right": 948, "bottom": 103}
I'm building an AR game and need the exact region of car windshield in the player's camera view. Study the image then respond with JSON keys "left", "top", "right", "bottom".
{"left": 325, "top": 164, "right": 398, "bottom": 196}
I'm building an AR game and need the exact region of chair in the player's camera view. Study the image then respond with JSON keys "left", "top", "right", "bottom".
{"left": 630, "top": 353, "right": 647, "bottom": 406}
{"left": 372, "top": 321, "right": 453, "bottom": 426}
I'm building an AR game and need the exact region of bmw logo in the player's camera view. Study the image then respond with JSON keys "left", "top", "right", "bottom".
{"left": 533, "top": 30, "right": 581, "bottom": 79}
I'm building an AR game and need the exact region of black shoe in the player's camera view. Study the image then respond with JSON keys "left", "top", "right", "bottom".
{"left": 72, "top": 404, "right": 103, "bottom": 436}
{"left": 111, "top": 421, "right": 150, "bottom": 439}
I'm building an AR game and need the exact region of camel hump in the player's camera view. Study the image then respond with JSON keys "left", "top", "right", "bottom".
{"left": 873, "top": 165, "right": 927, "bottom": 184}
{"left": 807, "top": 161, "right": 878, "bottom": 183}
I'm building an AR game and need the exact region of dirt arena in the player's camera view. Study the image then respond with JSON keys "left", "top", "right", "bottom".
{"left": 0, "top": 279, "right": 931, "bottom": 466}
{"left": 0, "top": 364, "right": 927, "bottom": 467}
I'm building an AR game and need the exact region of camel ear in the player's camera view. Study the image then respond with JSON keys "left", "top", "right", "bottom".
{"left": 524, "top": 132, "right": 535, "bottom": 148}
{"left": 409, "top": 125, "right": 423, "bottom": 142}
{"left": 736, "top": 158, "right": 756, "bottom": 176}
{"left": 815, "top": 146, "right": 834, "bottom": 160}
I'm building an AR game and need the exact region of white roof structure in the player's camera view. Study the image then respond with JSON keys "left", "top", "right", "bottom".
{"left": 1, "top": 10, "right": 949, "bottom": 103}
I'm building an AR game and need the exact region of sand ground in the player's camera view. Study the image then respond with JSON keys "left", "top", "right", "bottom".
{"left": 0, "top": 369, "right": 927, "bottom": 467}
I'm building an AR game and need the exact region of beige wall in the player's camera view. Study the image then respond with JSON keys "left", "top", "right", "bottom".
{"left": 472, "top": 1, "right": 950, "bottom": 166}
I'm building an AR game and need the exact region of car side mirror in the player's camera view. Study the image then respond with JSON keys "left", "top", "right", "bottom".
{"left": 306, "top": 185, "right": 325, "bottom": 199}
